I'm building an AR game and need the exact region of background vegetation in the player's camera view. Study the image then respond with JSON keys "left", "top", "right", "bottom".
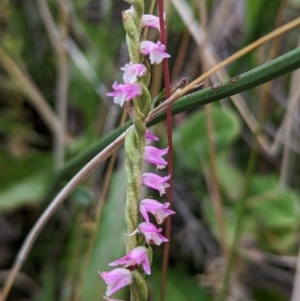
{"left": 1, "top": 0, "right": 300, "bottom": 300}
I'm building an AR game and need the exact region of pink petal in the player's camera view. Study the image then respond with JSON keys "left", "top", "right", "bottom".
{"left": 139, "top": 222, "right": 169, "bottom": 245}
{"left": 109, "top": 246, "right": 151, "bottom": 275}
{"left": 144, "top": 146, "right": 168, "bottom": 169}
{"left": 141, "top": 14, "right": 160, "bottom": 30}
{"left": 145, "top": 129, "right": 159, "bottom": 143}
{"left": 140, "top": 41, "right": 170, "bottom": 65}
{"left": 139, "top": 199, "right": 175, "bottom": 224}
{"left": 139, "top": 201, "right": 150, "bottom": 223}
{"left": 99, "top": 268, "right": 132, "bottom": 296}
{"left": 107, "top": 82, "right": 142, "bottom": 107}
{"left": 121, "top": 62, "right": 147, "bottom": 84}
{"left": 141, "top": 13, "right": 166, "bottom": 31}
{"left": 141, "top": 173, "right": 170, "bottom": 196}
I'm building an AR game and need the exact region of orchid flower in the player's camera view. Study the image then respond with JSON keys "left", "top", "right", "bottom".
{"left": 144, "top": 146, "right": 168, "bottom": 169}
{"left": 99, "top": 268, "right": 132, "bottom": 297}
{"left": 142, "top": 173, "right": 170, "bottom": 196}
{"left": 145, "top": 129, "right": 159, "bottom": 143}
{"left": 107, "top": 82, "right": 142, "bottom": 107}
{"left": 109, "top": 246, "right": 151, "bottom": 275}
{"left": 139, "top": 199, "right": 175, "bottom": 224}
{"left": 140, "top": 41, "right": 170, "bottom": 64}
{"left": 126, "top": 6, "right": 165, "bottom": 32}
{"left": 138, "top": 222, "right": 168, "bottom": 245}
{"left": 141, "top": 13, "right": 166, "bottom": 31}
{"left": 121, "top": 62, "right": 147, "bottom": 84}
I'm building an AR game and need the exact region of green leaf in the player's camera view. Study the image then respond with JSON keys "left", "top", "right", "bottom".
{"left": 69, "top": 62, "right": 99, "bottom": 137}
{"left": 247, "top": 175, "right": 299, "bottom": 228}
{"left": 256, "top": 226, "right": 298, "bottom": 253}
{"left": 248, "top": 174, "right": 277, "bottom": 196}
{"left": 175, "top": 106, "right": 240, "bottom": 170}
{"left": 0, "top": 153, "right": 52, "bottom": 211}
{"left": 70, "top": 185, "right": 95, "bottom": 207}
{"left": 217, "top": 152, "right": 245, "bottom": 201}
{"left": 148, "top": 265, "right": 211, "bottom": 301}
{"left": 34, "top": 265, "right": 57, "bottom": 301}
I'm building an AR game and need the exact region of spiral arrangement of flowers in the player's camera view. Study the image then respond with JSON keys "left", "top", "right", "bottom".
{"left": 98, "top": 1, "right": 174, "bottom": 300}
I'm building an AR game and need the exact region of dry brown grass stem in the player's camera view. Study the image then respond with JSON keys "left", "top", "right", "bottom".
{"left": 36, "top": 0, "right": 69, "bottom": 169}
{"left": 171, "top": 29, "right": 191, "bottom": 81}
{"left": 258, "top": 0, "right": 287, "bottom": 123}
{"left": 199, "top": 0, "right": 229, "bottom": 258}
{"left": 279, "top": 71, "right": 300, "bottom": 187}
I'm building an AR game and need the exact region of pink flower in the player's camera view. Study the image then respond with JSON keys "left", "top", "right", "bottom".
{"left": 109, "top": 246, "right": 151, "bottom": 275}
{"left": 121, "top": 62, "right": 147, "bottom": 84}
{"left": 107, "top": 82, "right": 142, "bottom": 107}
{"left": 139, "top": 199, "right": 175, "bottom": 224}
{"left": 144, "top": 146, "right": 168, "bottom": 169}
{"left": 142, "top": 173, "right": 170, "bottom": 196}
{"left": 141, "top": 13, "right": 166, "bottom": 31}
{"left": 126, "top": 6, "right": 165, "bottom": 32}
{"left": 138, "top": 222, "right": 168, "bottom": 245}
{"left": 140, "top": 41, "right": 170, "bottom": 64}
{"left": 99, "top": 268, "right": 132, "bottom": 297}
{"left": 145, "top": 129, "right": 159, "bottom": 143}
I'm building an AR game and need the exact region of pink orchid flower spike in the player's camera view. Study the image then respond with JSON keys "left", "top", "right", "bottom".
{"left": 109, "top": 246, "right": 151, "bottom": 275}
{"left": 99, "top": 268, "right": 132, "bottom": 296}
{"left": 139, "top": 199, "right": 175, "bottom": 224}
